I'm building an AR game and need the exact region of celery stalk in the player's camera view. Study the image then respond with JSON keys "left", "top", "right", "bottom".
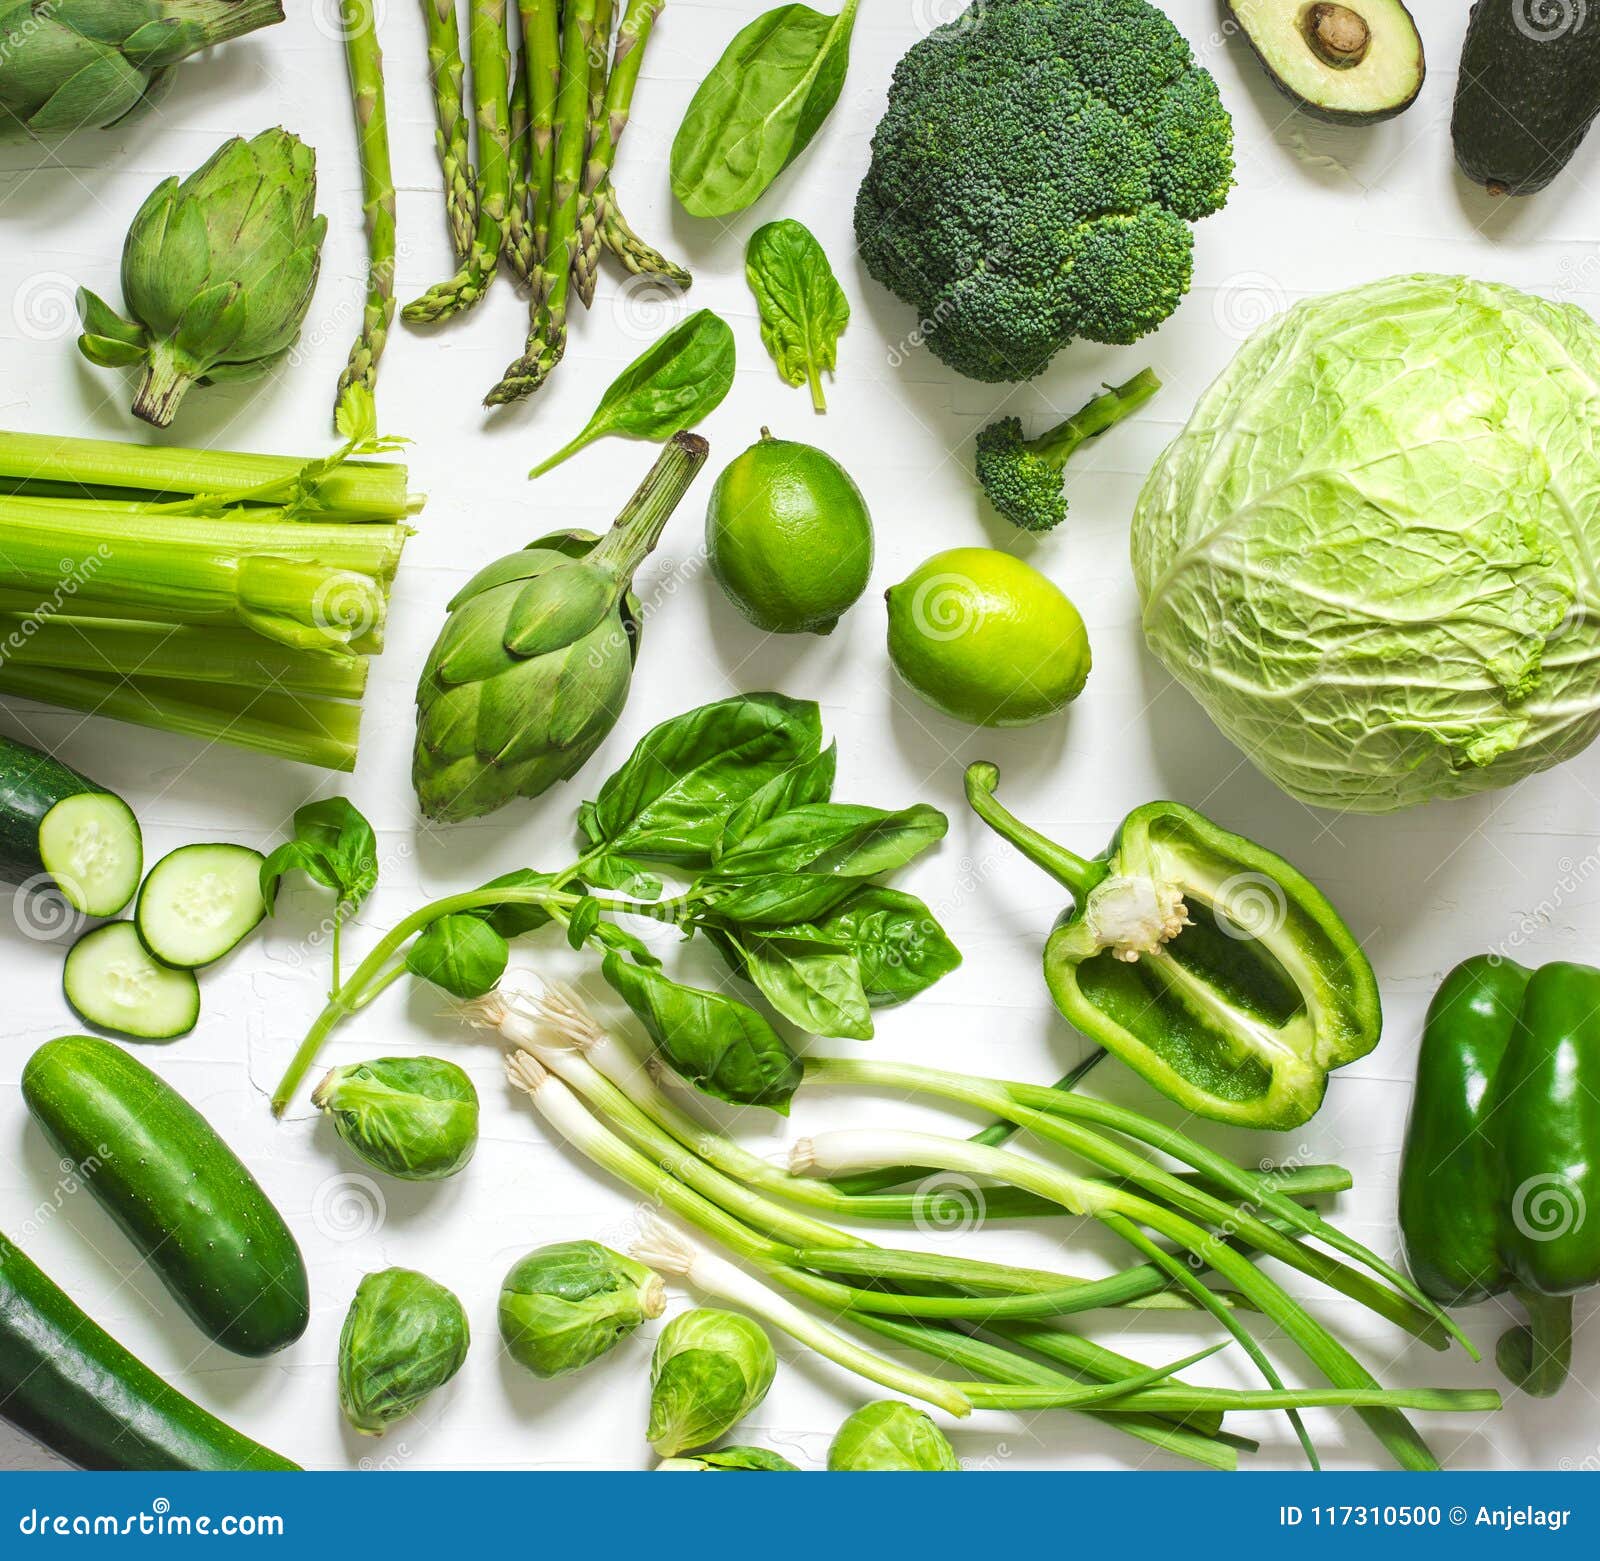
{"left": 0, "top": 617, "right": 369, "bottom": 700}
{"left": 0, "top": 430, "right": 421, "bottom": 520}
{"left": 0, "top": 666, "right": 362, "bottom": 770}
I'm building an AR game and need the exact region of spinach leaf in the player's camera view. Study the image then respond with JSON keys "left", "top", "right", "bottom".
{"left": 406, "top": 913, "right": 509, "bottom": 999}
{"left": 602, "top": 953, "right": 800, "bottom": 1113}
{"left": 813, "top": 886, "right": 962, "bottom": 1006}
{"left": 745, "top": 220, "right": 849, "bottom": 412}
{"left": 714, "top": 802, "right": 948, "bottom": 879}
{"left": 715, "top": 742, "right": 837, "bottom": 860}
{"left": 671, "top": 1, "right": 860, "bottom": 218}
{"left": 260, "top": 797, "right": 378, "bottom": 913}
{"left": 580, "top": 693, "right": 822, "bottom": 864}
{"left": 529, "top": 311, "right": 736, "bottom": 477}
{"left": 738, "top": 930, "right": 873, "bottom": 1040}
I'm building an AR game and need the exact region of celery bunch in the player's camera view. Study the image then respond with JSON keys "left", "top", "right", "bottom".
{"left": 0, "top": 393, "right": 419, "bottom": 772}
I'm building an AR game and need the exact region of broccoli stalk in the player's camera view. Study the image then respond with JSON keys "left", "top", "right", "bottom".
{"left": 975, "top": 368, "right": 1160, "bottom": 533}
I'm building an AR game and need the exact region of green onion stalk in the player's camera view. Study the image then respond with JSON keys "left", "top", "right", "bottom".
{"left": 461, "top": 973, "right": 1499, "bottom": 1470}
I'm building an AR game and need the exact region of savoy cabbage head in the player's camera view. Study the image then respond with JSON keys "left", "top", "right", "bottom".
{"left": 1132, "top": 274, "right": 1600, "bottom": 812}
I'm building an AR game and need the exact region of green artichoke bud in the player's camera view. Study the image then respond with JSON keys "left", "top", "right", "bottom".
{"left": 414, "top": 433, "right": 711, "bottom": 822}
{"left": 76, "top": 127, "right": 328, "bottom": 426}
{"left": 498, "top": 1240, "right": 665, "bottom": 1379}
{"left": 337, "top": 1268, "right": 470, "bottom": 1436}
{"left": 826, "top": 1401, "right": 961, "bottom": 1471}
{"left": 0, "top": 0, "right": 284, "bottom": 139}
{"left": 647, "top": 1307, "right": 777, "bottom": 1458}
{"left": 312, "top": 1056, "right": 479, "bottom": 1182}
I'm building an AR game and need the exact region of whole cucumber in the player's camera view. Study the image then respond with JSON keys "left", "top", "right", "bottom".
{"left": 21, "top": 1035, "right": 309, "bottom": 1357}
{"left": 0, "top": 1231, "right": 298, "bottom": 1471}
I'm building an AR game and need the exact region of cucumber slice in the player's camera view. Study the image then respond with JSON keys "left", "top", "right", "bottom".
{"left": 135, "top": 844, "right": 267, "bottom": 969}
{"left": 63, "top": 923, "right": 199, "bottom": 1041}
{"left": 36, "top": 793, "right": 143, "bottom": 917}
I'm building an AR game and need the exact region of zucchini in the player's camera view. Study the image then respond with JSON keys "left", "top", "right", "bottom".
{"left": 63, "top": 922, "right": 199, "bottom": 1040}
{"left": 0, "top": 733, "right": 140, "bottom": 916}
{"left": 21, "top": 1035, "right": 310, "bottom": 1357}
{"left": 0, "top": 1231, "right": 298, "bottom": 1471}
{"left": 136, "top": 842, "right": 268, "bottom": 968}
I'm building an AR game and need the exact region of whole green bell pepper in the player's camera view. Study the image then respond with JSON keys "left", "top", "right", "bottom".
{"left": 965, "top": 763, "right": 1380, "bottom": 1130}
{"left": 1399, "top": 955, "right": 1600, "bottom": 1397}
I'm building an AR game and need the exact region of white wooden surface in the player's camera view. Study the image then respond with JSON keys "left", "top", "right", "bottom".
{"left": 0, "top": 1, "right": 1595, "bottom": 1472}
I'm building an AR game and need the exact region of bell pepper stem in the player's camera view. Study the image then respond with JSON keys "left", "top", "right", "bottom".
{"left": 1497, "top": 1289, "right": 1573, "bottom": 1397}
{"left": 965, "top": 761, "right": 1099, "bottom": 897}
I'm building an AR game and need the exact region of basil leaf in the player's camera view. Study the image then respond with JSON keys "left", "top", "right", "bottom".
{"left": 469, "top": 869, "right": 557, "bottom": 939}
{"left": 671, "top": 1, "right": 860, "bottom": 218}
{"left": 745, "top": 220, "right": 849, "bottom": 412}
{"left": 700, "top": 873, "right": 862, "bottom": 927}
{"left": 260, "top": 796, "right": 378, "bottom": 912}
{"left": 406, "top": 914, "right": 509, "bottom": 999}
{"left": 566, "top": 895, "right": 603, "bottom": 950}
{"left": 529, "top": 311, "right": 737, "bottom": 477}
{"left": 715, "top": 743, "right": 837, "bottom": 861}
{"left": 580, "top": 854, "right": 664, "bottom": 901}
{"left": 739, "top": 932, "right": 873, "bottom": 1040}
{"left": 715, "top": 803, "right": 948, "bottom": 879}
{"left": 813, "top": 887, "right": 962, "bottom": 1007}
{"left": 602, "top": 953, "right": 800, "bottom": 1113}
{"left": 582, "top": 693, "right": 822, "bottom": 863}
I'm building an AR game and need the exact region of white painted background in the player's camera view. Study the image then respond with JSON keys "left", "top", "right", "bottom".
{"left": 0, "top": 1, "right": 1595, "bottom": 1473}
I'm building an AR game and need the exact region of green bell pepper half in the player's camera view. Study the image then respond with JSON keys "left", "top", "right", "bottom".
{"left": 965, "top": 763, "right": 1380, "bottom": 1131}
{"left": 1399, "top": 955, "right": 1600, "bottom": 1397}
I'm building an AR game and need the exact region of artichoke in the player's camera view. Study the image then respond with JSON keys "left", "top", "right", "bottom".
{"left": 76, "top": 128, "right": 327, "bottom": 427}
{"left": 414, "top": 433, "right": 711, "bottom": 822}
{"left": 0, "top": 0, "right": 284, "bottom": 139}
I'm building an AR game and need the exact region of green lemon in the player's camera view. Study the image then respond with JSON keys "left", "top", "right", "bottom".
{"left": 706, "top": 431, "right": 874, "bottom": 634}
{"left": 886, "top": 547, "right": 1091, "bottom": 727}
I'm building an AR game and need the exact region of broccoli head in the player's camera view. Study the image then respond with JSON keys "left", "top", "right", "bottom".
{"left": 975, "top": 369, "right": 1161, "bottom": 532}
{"left": 856, "top": 0, "right": 1232, "bottom": 384}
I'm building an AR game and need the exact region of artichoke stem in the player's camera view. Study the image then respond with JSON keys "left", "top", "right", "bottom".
{"left": 591, "top": 433, "right": 712, "bottom": 578}
{"left": 192, "top": 0, "right": 289, "bottom": 46}
{"left": 131, "top": 345, "right": 200, "bottom": 429}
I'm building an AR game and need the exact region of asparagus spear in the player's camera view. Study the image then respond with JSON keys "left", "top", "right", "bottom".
{"left": 336, "top": 0, "right": 398, "bottom": 416}
{"left": 485, "top": 0, "right": 595, "bottom": 404}
{"left": 404, "top": 0, "right": 512, "bottom": 325}
{"left": 600, "top": 184, "right": 691, "bottom": 289}
{"left": 572, "top": 0, "right": 659, "bottom": 308}
{"left": 505, "top": 40, "right": 534, "bottom": 285}
{"left": 513, "top": 0, "right": 560, "bottom": 299}
{"left": 420, "top": 0, "right": 476, "bottom": 261}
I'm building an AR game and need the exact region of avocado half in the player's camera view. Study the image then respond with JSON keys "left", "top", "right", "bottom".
{"left": 1228, "top": 1, "right": 1425, "bottom": 125}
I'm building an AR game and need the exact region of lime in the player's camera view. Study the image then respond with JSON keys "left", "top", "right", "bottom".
{"left": 706, "top": 431, "right": 874, "bottom": 634}
{"left": 886, "top": 547, "right": 1091, "bottom": 727}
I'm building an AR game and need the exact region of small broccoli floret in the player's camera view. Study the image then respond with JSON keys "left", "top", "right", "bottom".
{"left": 974, "top": 369, "right": 1161, "bottom": 532}
{"left": 855, "top": 0, "right": 1232, "bottom": 384}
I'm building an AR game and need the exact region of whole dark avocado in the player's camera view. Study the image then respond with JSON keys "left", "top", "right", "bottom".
{"left": 1453, "top": 0, "right": 1600, "bottom": 194}
{"left": 1228, "top": 1, "right": 1424, "bottom": 125}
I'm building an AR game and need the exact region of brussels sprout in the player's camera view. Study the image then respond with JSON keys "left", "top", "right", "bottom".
{"left": 312, "top": 1056, "right": 478, "bottom": 1181}
{"left": 657, "top": 1446, "right": 799, "bottom": 1471}
{"left": 498, "top": 1240, "right": 665, "bottom": 1379}
{"left": 338, "top": 1268, "right": 470, "bottom": 1436}
{"left": 647, "top": 1307, "right": 776, "bottom": 1457}
{"left": 826, "top": 1400, "right": 960, "bottom": 1471}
